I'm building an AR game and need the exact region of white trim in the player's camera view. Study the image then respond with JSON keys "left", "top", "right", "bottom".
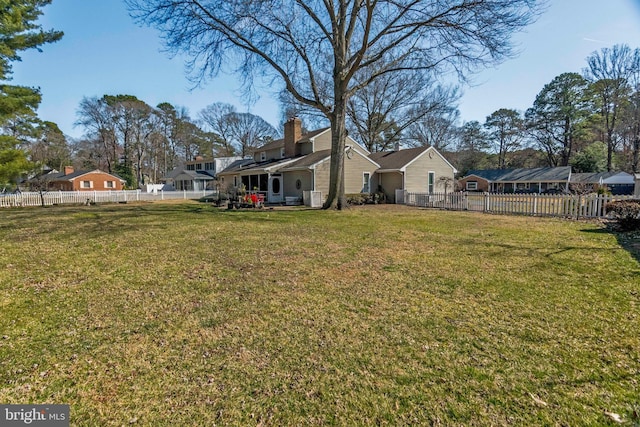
{"left": 428, "top": 171, "right": 435, "bottom": 194}
{"left": 363, "top": 171, "right": 371, "bottom": 193}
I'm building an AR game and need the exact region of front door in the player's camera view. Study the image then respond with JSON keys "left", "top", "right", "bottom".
{"left": 268, "top": 174, "right": 283, "bottom": 203}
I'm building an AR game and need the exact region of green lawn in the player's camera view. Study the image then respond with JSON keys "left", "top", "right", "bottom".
{"left": 0, "top": 202, "right": 638, "bottom": 426}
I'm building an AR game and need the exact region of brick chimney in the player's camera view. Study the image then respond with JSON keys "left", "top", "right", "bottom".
{"left": 64, "top": 166, "right": 74, "bottom": 175}
{"left": 284, "top": 117, "right": 302, "bottom": 158}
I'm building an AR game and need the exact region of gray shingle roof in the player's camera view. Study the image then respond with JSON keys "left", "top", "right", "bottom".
{"left": 368, "top": 146, "right": 429, "bottom": 170}
{"left": 39, "top": 169, "right": 125, "bottom": 182}
{"left": 255, "top": 127, "right": 330, "bottom": 152}
{"left": 279, "top": 150, "right": 331, "bottom": 170}
{"left": 465, "top": 167, "right": 571, "bottom": 183}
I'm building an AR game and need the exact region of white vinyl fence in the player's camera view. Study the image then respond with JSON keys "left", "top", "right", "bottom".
{"left": 0, "top": 190, "right": 214, "bottom": 208}
{"left": 402, "top": 191, "right": 637, "bottom": 219}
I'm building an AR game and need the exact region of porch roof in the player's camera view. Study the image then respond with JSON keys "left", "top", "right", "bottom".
{"left": 217, "top": 157, "right": 298, "bottom": 175}
{"left": 279, "top": 150, "right": 331, "bottom": 171}
{"left": 174, "top": 170, "right": 215, "bottom": 181}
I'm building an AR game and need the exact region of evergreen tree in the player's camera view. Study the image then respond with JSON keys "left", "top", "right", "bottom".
{"left": 0, "top": 0, "right": 63, "bottom": 188}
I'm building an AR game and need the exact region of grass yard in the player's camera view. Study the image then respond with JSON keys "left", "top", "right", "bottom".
{"left": 0, "top": 202, "right": 638, "bottom": 426}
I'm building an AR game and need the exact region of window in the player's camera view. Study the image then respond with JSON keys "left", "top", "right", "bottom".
{"left": 466, "top": 181, "right": 478, "bottom": 191}
{"left": 363, "top": 172, "right": 370, "bottom": 193}
{"left": 280, "top": 148, "right": 285, "bottom": 159}
{"left": 260, "top": 152, "right": 266, "bottom": 161}
{"left": 81, "top": 180, "right": 92, "bottom": 189}
{"left": 105, "top": 180, "right": 115, "bottom": 189}
{"left": 233, "top": 176, "right": 239, "bottom": 187}
{"left": 205, "top": 162, "right": 215, "bottom": 171}
{"left": 428, "top": 171, "right": 435, "bottom": 194}
{"left": 195, "top": 163, "right": 203, "bottom": 170}
{"left": 186, "top": 164, "right": 195, "bottom": 171}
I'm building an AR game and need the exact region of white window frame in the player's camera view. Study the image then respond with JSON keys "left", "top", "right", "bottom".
{"left": 428, "top": 171, "right": 435, "bottom": 194}
{"left": 260, "top": 152, "right": 266, "bottom": 161}
{"left": 363, "top": 172, "right": 371, "bottom": 193}
{"left": 81, "top": 180, "right": 93, "bottom": 189}
{"left": 466, "top": 181, "right": 478, "bottom": 191}
{"left": 105, "top": 180, "right": 115, "bottom": 189}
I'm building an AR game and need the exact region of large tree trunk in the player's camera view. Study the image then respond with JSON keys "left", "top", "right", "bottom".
{"left": 323, "top": 95, "right": 348, "bottom": 210}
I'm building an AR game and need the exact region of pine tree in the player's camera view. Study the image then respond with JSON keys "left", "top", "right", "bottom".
{"left": 0, "top": 1, "right": 63, "bottom": 188}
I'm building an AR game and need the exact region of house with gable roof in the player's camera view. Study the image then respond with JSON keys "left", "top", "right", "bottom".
{"left": 458, "top": 167, "right": 572, "bottom": 193}
{"left": 370, "top": 146, "right": 458, "bottom": 203}
{"left": 217, "top": 117, "right": 457, "bottom": 205}
{"left": 34, "top": 166, "right": 126, "bottom": 191}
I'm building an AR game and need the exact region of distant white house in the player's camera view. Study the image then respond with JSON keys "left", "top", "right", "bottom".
{"left": 162, "top": 156, "right": 245, "bottom": 191}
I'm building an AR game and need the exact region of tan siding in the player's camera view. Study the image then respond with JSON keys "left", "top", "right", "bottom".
{"left": 299, "top": 141, "right": 313, "bottom": 155}
{"left": 377, "top": 172, "right": 403, "bottom": 202}
{"left": 265, "top": 147, "right": 284, "bottom": 160}
{"left": 314, "top": 160, "right": 331, "bottom": 195}
{"left": 344, "top": 151, "right": 378, "bottom": 193}
{"left": 404, "top": 152, "right": 455, "bottom": 193}
{"left": 311, "top": 132, "right": 332, "bottom": 151}
{"left": 283, "top": 171, "right": 313, "bottom": 198}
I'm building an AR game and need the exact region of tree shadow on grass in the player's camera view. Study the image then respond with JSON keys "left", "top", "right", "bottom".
{"left": 581, "top": 225, "right": 640, "bottom": 265}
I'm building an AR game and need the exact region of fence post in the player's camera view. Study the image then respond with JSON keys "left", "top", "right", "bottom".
{"left": 484, "top": 193, "right": 489, "bottom": 213}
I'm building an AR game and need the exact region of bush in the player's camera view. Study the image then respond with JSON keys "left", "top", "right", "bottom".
{"left": 605, "top": 199, "right": 640, "bottom": 230}
{"left": 345, "top": 192, "right": 386, "bottom": 206}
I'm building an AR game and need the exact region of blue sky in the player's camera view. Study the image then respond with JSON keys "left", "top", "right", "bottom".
{"left": 9, "top": 0, "right": 640, "bottom": 140}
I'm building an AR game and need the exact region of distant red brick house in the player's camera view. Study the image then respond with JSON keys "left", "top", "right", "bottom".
{"left": 39, "top": 167, "right": 126, "bottom": 191}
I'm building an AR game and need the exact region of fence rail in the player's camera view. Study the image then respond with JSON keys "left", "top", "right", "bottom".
{"left": 403, "top": 191, "right": 637, "bottom": 219}
{"left": 0, "top": 190, "right": 214, "bottom": 208}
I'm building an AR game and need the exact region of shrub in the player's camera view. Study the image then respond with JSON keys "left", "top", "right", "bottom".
{"left": 345, "top": 192, "right": 386, "bottom": 206}
{"left": 605, "top": 199, "right": 640, "bottom": 230}
{"left": 346, "top": 193, "right": 366, "bottom": 205}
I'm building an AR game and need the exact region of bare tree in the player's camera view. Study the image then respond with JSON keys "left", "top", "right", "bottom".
{"left": 228, "top": 112, "right": 279, "bottom": 157}
{"left": 584, "top": 44, "right": 636, "bottom": 171}
{"left": 406, "top": 104, "right": 460, "bottom": 150}
{"left": 485, "top": 108, "right": 525, "bottom": 169}
{"left": 198, "top": 102, "right": 238, "bottom": 156}
{"left": 199, "top": 104, "right": 279, "bottom": 156}
{"left": 75, "top": 96, "right": 118, "bottom": 173}
{"left": 346, "top": 71, "right": 460, "bottom": 152}
{"left": 127, "top": 0, "right": 540, "bottom": 209}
